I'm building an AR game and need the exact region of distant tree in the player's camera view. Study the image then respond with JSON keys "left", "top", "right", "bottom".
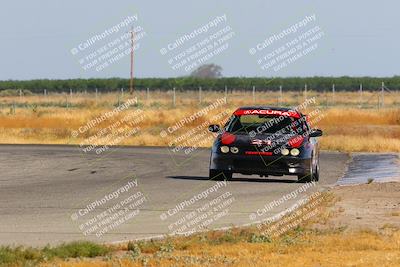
{"left": 190, "top": 64, "right": 222, "bottom": 78}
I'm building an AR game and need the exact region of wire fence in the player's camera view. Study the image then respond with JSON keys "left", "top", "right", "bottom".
{"left": 2, "top": 84, "right": 400, "bottom": 113}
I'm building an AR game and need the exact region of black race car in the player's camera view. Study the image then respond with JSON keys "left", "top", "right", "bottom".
{"left": 208, "top": 107, "right": 323, "bottom": 183}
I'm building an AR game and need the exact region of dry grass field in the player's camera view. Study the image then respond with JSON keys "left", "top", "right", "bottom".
{"left": 40, "top": 231, "right": 400, "bottom": 267}
{"left": 0, "top": 90, "right": 399, "bottom": 152}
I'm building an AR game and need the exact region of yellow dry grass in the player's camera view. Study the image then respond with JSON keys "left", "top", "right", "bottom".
{"left": 1, "top": 91, "right": 399, "bottom": 152}
{"left": 45, "top": 231, "right": 400, "bottom": 267}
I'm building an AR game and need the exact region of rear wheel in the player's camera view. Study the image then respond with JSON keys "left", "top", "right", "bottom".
{"left": 209, "top": 169, "right": 232, "bottom": 181}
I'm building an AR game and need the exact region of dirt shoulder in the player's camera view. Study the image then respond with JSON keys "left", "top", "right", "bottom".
{"left": 322, "top": 182, "right": 400, "bottom": 232}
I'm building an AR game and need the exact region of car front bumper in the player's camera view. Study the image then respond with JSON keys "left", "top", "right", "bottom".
{"left": 210, "top": 152, "right": 311, "bottom": 176}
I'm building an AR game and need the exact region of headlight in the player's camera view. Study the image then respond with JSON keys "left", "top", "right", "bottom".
{"left": 290, "top": 148, "right": 300, "bottom": 156}
{"left": 230, "top": 147, "right": 239, "bottom": 154}
{"left": 220, "top": 146, "right": 230, "bottom": 153}
{"left": 281, "top": 148, "right": 289, "bottom": 156}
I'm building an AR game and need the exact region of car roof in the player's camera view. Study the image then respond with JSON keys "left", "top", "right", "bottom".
{"left": 237, "top": 106, "right": 291, "bottom": 111}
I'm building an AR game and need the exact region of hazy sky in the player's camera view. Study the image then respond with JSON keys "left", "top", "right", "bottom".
{"left": 0, "top": 0, "right": 398, "bottom": 80}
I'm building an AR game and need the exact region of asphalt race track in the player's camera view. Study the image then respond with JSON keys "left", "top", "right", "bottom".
{"left": 0, "top": 145, "right": 349, "bottom": 246}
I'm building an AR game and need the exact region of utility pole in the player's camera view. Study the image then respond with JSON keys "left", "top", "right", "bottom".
{"left": 129, "top": 27, "right": 135, "bottom": 95}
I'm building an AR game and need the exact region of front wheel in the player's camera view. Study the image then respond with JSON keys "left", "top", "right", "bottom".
{"left": 313, "top": 161, "right": 320, "bottom": 181}
{"left": 209, "top": 169, "right": 232, "bottom": 181}
{"left": 298, "top": 173, "right": 312, "bottom": 183}
{"left": 298, "top": 158, "right": 314, "bottom": 183}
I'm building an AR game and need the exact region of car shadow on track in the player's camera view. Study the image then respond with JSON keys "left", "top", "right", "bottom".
{"left": 167, "top": 175, "right": 298, "bottom": 183}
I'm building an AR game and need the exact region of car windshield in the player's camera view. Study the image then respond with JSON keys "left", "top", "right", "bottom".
{"left": 225, "top": 114, "right": 306, "bottom": 135}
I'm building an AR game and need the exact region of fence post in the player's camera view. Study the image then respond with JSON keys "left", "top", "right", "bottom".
{"left": 173, "top": 87, "right": 176, "bottom": 107}
{"left": 279, "top": 85, "right": 283, "bottom": 105}
{"left": 95, "top": 88, "right": 98, "bottom": 105}
{"left": 117, "top": 88, "right": 121, "bottom": 106}
{"left": 19, "top": 89, "right": 22, "bottom": 100}
{"left": 359, "top": 84, "right": 363, "bottom": 107}
{"left": 252, "top": 86, "right": 255, "bottom": 104}
{"left": 146, "top": 87, "right": 149, "bottom": 102}
{"left": 304, "top": 84, "right": 308, "bottom": 100}
{"left": 224, "top": 85, "right": 228, "bottom": 103}
{"left": 381, "top": 82, "right": 385, "bottom": 108}
{"left": 377, "top": 94, "right": 380, "bottom": 109}
{"left": 199, "top": 86, "right": 202, "bottom": 104}
{"left": 121, "top": 87, "right": 124, "bottom": 99}
{"left": 332, "top": 84, "right": 335, "bottom": 106}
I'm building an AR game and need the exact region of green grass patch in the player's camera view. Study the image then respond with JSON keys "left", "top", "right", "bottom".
{"left": 0, "top": 241, "right": 110, "bottom": 266}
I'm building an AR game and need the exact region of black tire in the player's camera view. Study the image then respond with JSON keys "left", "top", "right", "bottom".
{"left": 223, "top": 171, "right": 232, "bottom": 181}
{"left": 313, "top": 162, "right": 320, "bottom": 181}
{"left": 298, "top": 158, "right": 314, "bottom": 183}
{"left": 298, "top": 173, "right": 312, "bottom": 183}
{"left": 209, "top": 169, "right": 220, "bottom": 180}
{"left": 209, "top": 169, "right": 232, "bottom": 181}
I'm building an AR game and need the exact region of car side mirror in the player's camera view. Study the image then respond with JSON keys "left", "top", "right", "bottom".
{"left": 208, "top": 124, "right": 220, "bottom": 133}
{"left": 309, "top": 129, "right": 323, "bottom": 137}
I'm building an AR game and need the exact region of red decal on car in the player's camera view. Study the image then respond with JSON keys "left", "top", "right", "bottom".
{"left": 234, "top": 109, "right": 300, "bottom": 118}
{"left": 245, "top": 151, "right": 273, "bottom": 156}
